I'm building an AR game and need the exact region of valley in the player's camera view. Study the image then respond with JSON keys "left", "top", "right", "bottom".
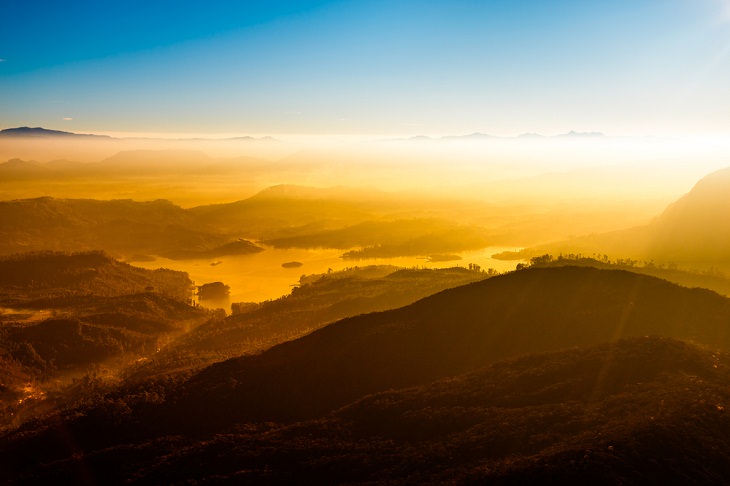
{"left": 3, "top": 131, "right": 730, "bottom": 483}
{"left": 5, "top": 1, "right": 730, "bottom": 481}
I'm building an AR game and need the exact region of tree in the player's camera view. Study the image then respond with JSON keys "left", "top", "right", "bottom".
{"left": 530, "top": 254, "right": 553, "bottom": 266}
{"left": 197, "top": 282, "right": 230, "bottom": 301}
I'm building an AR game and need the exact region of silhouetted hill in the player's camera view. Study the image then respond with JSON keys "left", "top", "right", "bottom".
{"left": 5, "top": 267, "right": 730, "bottom": 482}
{"left": 0, "top": 127, "right": 279, "bottom": 143}
{"left": 190, "top": 185, "right": 496, "bottom": 257}
{"left": 3, "top": 292, "right": 204, "bottom": 364}
{"left": 392, "top": 131, "right": 605, "bottom": 142}
{"left": 557, "top": 130, "right": 605, "bottom": 138}
{"left": 442, "top": 132, "right": 495, "bottom": 140}
{"left": 503, "top": 166, "right": 730, "bottom": 269}
{"left": 188, "top": 184, "right": 378, "bottom": 236}
{"left": 0, "top": 189, "right": 491, "bottom": 260}
{"left": 0, "top": 151, "right": 271, "bottom": 181}
{"left": 0, "top": 252, "right": 212, "bottom": 430}
{"left": 134, "top": 266, "right": 490, "bottom": 376}
{"left": 266, "top": 218, "right": 492, "bottom": 258}
{"left": 0, "top": 289, "right": 212, "bottom": 430}
{"left": 165, "top": 266, "right": 730, "bottom": 430}
{"left": 0, "top": 251, "right": 192, "bottom": 302}
{"left": 0, "top": 127, "right": 111, "bottom": 139}
{"left": 139, "top": 337, "right": 730, "bottom": 484}
{"left": 0, "top": 198, "right": 262, "bottom": 259}
{"left": 647, "top": 166, "right": 730, "bottom": 263}
{"left": 5, "top": 337, "right": 730, "bottom": 483}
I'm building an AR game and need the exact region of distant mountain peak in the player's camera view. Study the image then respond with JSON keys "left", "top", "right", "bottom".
{"left": 225, "top": 135, "right": 278, "bottom": 142}
{"left": 558, "top": 130, "right": 605, "bottom": 138}
{"left": 0, "top": 126, "right": 111, "bottom": 139}
{"left": 441, "top": 132, "right": 495, "bottom": 140}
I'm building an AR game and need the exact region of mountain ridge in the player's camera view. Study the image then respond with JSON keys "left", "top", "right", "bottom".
{"left": 162, "top": 265, "right": 730, "bottom": 430}
{"left": 497, "top": 165, "right": 730, "bottom": 267}
{"left": 0, "top": 127, "right": 111, "bottom": 139}
{"left": 4, "top": 265, "right": 730, "bottom": 483}
{"left": 0, "top": 126, "right": 609, "bottom": 143}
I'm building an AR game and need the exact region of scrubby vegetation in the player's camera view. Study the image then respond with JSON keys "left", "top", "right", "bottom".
{"left": 0, "top": 198, "right": 262, "bottom": 260}
{"left": 0, "top": 251, "right": 192, "bottom": 302}
{"left": 128, "top": 265, "right": 490, "bottom": 379}
{"left": 0, "top": 252, "right": 211, "bottom": 432}
{"left": 4, "top": 266, "right": 730, "bottom": 483}
{"left": 134, "top": 337, "right": 730, "bottom": 484}
{"left": 513, "top": 252, "right": 730, "bottom": 297}
{"left": 5, "top": 336, "right": 730, "bottom": 484}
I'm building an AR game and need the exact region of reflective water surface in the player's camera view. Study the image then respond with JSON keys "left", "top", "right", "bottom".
{"left": 132, "top": 246, "right": 522, "bottom": 308}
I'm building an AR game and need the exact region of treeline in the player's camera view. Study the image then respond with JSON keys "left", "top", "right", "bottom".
{"left": 0, "top": 250, "right": 192, "bottom": 302}
{"left": 0, "top": 252, "right": 213, "bottom": 431}
{"left": 517, "top": 252, "right": 730, "bottom": 296}
{"left": 135, "top": 265, "right": 492, "bottom": 377}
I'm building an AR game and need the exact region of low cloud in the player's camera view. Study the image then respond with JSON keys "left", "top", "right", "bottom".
{"left": 63, "top": 117, "right": 73, "bottom": 121}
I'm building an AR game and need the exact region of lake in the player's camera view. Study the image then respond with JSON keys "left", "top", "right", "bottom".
{"left": 131, "top": 246, "right": 522, "bottom": 309}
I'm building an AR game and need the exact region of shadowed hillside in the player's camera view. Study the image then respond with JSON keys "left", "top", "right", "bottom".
{"left": 0, "top": 191, "right": 491, "bottom": 262}
{"left": 130, "top": 266, "right": 491, "bottom": 377}
{"left": 0, "top": 198, "right": 262, "bottom": 260}
{"left": 135, "top": 337, "right": 730, "bottom": 484}
{"left": 5, "top": 337, "right": 730, "bottom": 484}
{"left": 0, "top": 252, "right": 212, "bottom": 431}
{"left": 168, "top": 266, "right": 730, "bottom": 429}
{"left": 5, "top": 266, "right": 730, "bottom": 483}
{"left": 0, "top": 181, "right": 681, "bottom": 264}
{"left": 0, "top": 251, "right": 192, "bottom": 302}
{"left": 189, "top": 185, "right": 496, "bottom": 257}
{"left": 648, "top": 167, "right": 730, "bottom": 264}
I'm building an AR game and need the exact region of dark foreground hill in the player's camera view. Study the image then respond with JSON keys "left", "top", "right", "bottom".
{"left": 5, "top": 265, "right": 730, "bottom": 484}
{"left": 5, "top": 336, "right": 730, "bottom": 484}
{"left": 145, "top": 266, "right": 491, "bottom": 373}
{"left": 135, "top": 337, "right": 730, "bottom": 484}
{"left": 170, "top": 265, "right": 730, "bottom": 429}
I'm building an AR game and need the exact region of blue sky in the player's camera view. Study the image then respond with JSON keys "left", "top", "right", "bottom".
{"left": 1, "top": 0, "right": 729, "bottom": 136}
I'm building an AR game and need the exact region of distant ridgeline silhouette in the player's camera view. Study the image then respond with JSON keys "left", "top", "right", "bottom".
{"left": 0, "top": 250, "right": 191, "bottom": 300}
{"left": 502, "top": 166, "right": 730, "bottom": 266}
{"left": 648, "top": 166, "right": 730, "bottom": 263}
{"left": 0, "top": 197, "right": 264, "bottom": 260}
{"left": 0, "top": 126, "right": 111, "bottom": 138}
